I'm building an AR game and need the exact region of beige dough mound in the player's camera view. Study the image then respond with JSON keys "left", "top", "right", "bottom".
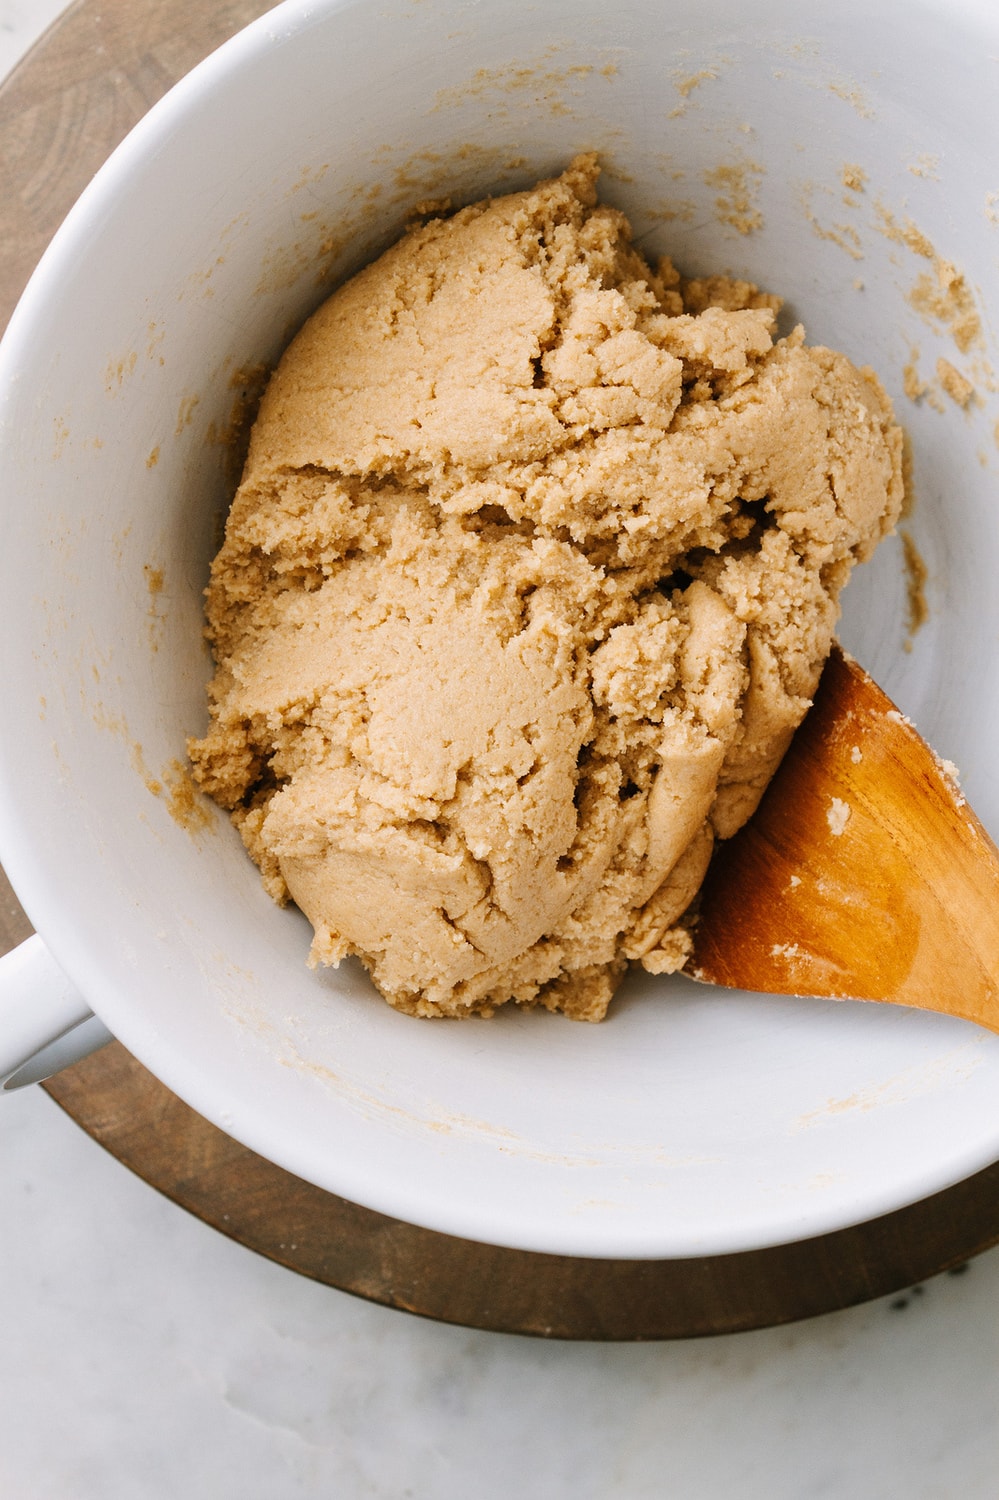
{"left": 189, "top": 155, "right": 903, "bottom": 1022}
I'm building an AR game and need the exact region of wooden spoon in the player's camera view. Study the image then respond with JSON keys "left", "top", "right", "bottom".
{"left": 686, "top": 643, "right": 999, "bottom": 1033}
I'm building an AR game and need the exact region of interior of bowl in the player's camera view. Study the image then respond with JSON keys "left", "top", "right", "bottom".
{"left": 1, "top": 0, "right": 998, "bottom": 1257}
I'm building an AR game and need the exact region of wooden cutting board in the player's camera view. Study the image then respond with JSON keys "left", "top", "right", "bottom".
{"left": 3, "top": 0, "right": 999, "bottom": 1339}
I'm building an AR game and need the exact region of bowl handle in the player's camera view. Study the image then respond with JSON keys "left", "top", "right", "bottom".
{"left": 0, "top": 935, "right": 114, "bottom": 1090}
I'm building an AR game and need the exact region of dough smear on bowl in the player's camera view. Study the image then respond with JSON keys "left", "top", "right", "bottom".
{"left": 188, "top": 154, "right": 903, "bottom": 1022}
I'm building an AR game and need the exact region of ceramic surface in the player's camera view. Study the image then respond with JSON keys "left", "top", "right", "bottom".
{"left": 1, "top": 0, "right": 998, "bottom": 1257}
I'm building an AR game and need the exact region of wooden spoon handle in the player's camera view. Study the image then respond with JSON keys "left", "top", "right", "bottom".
{"left": 687, "top": 644, "right": 999, "bottom": 1033}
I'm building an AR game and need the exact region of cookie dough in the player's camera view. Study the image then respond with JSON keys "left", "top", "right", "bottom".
{"left": 189, "top": 155, "right": 903, "bottom": 1021}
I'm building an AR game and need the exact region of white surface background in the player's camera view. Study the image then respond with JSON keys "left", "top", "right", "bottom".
{"left": 2, "top": 3, "right": 999, "bottom": 1496}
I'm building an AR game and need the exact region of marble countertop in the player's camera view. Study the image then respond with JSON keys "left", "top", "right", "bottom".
{"left": 2, "top": 4, "right": 999, "bottom": 1496}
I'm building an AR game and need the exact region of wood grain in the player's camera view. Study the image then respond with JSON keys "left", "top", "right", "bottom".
{"left": 44, "top": 1039, "right": 999, "bottom": 1339}
{"left": 2, "top": 0, "right": 998, "bottom": 1339}
{"left": 0, "top": 0, "right": 275, "bottom": 328}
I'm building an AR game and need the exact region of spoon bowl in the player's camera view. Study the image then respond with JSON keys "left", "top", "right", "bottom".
{"left": 689, "top": 645, "right": 999, "bottom": 1035}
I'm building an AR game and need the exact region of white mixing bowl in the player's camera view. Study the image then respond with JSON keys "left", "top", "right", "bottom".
{"left": 1, "top": 0, "right": 997, "bottom": 1257}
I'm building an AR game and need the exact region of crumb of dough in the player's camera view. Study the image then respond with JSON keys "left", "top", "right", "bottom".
{"left": 771, "top": 941, "right": 802, "bottom": 960}
{"left": 882, "top": 214, "right": 982, "bottom": 354}
{"left": 902, "top": 358, "right": 927, "bottom": 402}
{"left": 702, "top": 159, "right": 764, "bottom": 235}
{"left": 668, "top": 68, "right": 720, "bottom": 117}
{"left": 900, "top": 527, "right": 929, "bottom": 646}
{"left": 840, "top": 163, "right": 867, "bottom": 193}
{"left": 876, "top": 204, "right": 983, "bottom": 354}
{"left": 799, "top": 184, "right": 864, "bottom": 261}
{"left": 936, "top": 357, "right": 974, "bottom": 408}
{"left": 188, "top": 155, "right": 904, "bottom": 1022}
{"left": 829, "top": 82, "right": 874, "bottom": 119}
{"left": 675, "top": 68, "right": 719, "bottom": 99}
{"left": 934, "top": 752, "right": 961, "bottom": 788}
{"left": 826, "top": 797, "right": 851, "bottom": 836}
